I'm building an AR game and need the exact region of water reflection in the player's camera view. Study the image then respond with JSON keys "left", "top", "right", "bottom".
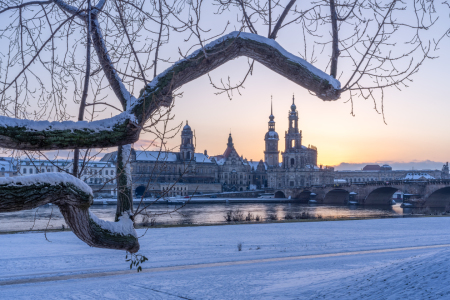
{"left": 0, "top": 202, "right": 425, "bottom": 232}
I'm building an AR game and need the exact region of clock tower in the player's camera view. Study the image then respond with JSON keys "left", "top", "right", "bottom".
{"left": 264, "top": 100, "right": 280, "bottom": 168}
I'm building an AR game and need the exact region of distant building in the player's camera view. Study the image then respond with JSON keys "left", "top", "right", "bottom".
{"left": 102, "top": 122, "right": 220, "bottom": 197}
{"left": 98, "top": 97, "right": 449, "bottom": 196}
{"left": 334, "top": 163, "right": 448, "bottom": 183}
{"left": 363, "top": 165, "right": 381, "bottom": 171}
{"left": 4, "top": 158, "right": 116, "bottom": 197}
{"left": 0, "top": 157, "right": 16, "bottom": 177}
{"left": 443, "top": 162, "right": 450, "bottom": 179}
{"left": 266, "top": 96, "right": 334, "bottom": 189}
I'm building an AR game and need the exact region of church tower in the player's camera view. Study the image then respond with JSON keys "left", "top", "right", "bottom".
{"left": 284, "top": 95, "right": 302, "bottom": 152}
{"left": 180, "top": 121, "right": 195, "bottom": 160}
{"left": 264, "top": 100, "right": 279, "bottom": 167}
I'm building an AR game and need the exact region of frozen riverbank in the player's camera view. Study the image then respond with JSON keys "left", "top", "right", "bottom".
{"left": 0, "top": 202, "right": 411, "bottom": 232}
{"left": 2, "top": 217, "right": 450, "bottom": 299}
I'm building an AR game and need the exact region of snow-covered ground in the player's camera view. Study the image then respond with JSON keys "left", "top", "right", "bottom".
{"left": 2, "top": 217, "right": 450, "bottom": 299}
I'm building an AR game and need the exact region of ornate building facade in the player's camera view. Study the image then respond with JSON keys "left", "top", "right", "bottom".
{"left": 266, "top": 97, "right": 334, "bottom": 189}
{"left": 102, "top": 122, "right": 264, "bottom": 196}
{"left": 210, "top": 134, "right": 254, "bottom": 192}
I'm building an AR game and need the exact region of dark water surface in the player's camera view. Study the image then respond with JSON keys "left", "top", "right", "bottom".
{"left": 0, "top": 201, "right": 424, "bottom": 232}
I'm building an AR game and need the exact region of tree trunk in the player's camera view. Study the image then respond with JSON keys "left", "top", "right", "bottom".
{"left": 116, "top": 144, "right": 134, "bottom": 221}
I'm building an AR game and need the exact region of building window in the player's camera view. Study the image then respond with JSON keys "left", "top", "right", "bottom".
{"left": 23, "top": 168, "right": 26, "bottom": 174}
{"left": 29, "top": 168, "right": 33, "bottom": 174}
{"left": 105, "top": 170, "right": 108, "bottom": 175}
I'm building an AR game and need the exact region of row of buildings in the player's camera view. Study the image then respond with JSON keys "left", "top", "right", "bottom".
{"left": 99, "top": 97, "right": 448, "bottom": 197}
{"left": 0, "top": 157, "right": 117, "bottom": 197}
{"left": 1, "top": 96, "right": 449, "bottom": 197}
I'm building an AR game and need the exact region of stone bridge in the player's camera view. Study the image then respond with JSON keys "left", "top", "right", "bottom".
{"left": 274, "top": 180, "right": 450, "bottom": 207}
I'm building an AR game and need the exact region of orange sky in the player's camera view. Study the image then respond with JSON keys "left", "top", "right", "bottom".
{"left": 136, "top": 50, "right": 450, "bottom": 167}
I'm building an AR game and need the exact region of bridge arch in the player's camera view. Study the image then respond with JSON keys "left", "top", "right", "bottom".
{"left": 295, "top": 190, "right": 311, "bottom": 202}
{"left": 323, "top": 189, "right": 349, "bottom": 204}
{"left": 424, "top": 187, "right": 450, "bottom": 208}
{"left": 135, "top": 185, "right": 147, "bottom": 197}
{"left": 274, "top": 191, "right": 286, "bottom": 198}
{"left": 364, "top": 187, "right": 398, "bottom": 205}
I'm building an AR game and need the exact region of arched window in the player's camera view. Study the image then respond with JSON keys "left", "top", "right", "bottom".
{"left": 23, "top": 168, "right": 27, "bottom": 174}
{"left": 186, "top": 151, "right": 191, "bottom": 159}
{"left": 290, "top": 158, "right": 295, "bottom": 166}
{"left": 1, "top": 167, "right": 5, "bottom": 171}
{"left": 29, "top": 168, "right": 33, "bottom": 174}
{"left": 105, "top": 170, "right": 108, "bottom": 175}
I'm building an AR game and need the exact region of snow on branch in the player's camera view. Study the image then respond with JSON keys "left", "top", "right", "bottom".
{"left": 0, "top": 173, "right": 140, "bottom": 253}
{"left": 134, "top": 31, "right": 341, "bottom": 122}
{"left": 0, "top": 112, "right": 139, "bottom": 150}
{"left": 0, "top": 32, "right": 339, "bottom": 151}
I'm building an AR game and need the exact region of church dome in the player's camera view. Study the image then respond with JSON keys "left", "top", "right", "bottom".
{"left": 183, "top": 121, "right": 191, "bottom": 131}
{"left": 291, "top": 103, "right": 296, "bottom": 111}
{"left": 265, "top": 131, "right": 279, "bottom": 140}
{"left": 291, "top": 95, "right": 296, "bottom": 111}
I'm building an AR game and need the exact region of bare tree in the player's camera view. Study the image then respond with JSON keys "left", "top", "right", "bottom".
{"left": 0, "top": 0, "right": 447, "bottom": 253}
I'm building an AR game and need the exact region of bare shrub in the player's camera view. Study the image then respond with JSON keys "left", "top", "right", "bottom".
{"left": 141, "top": 214, "right": 156, "bottom": 227}
{"left": 224, "top": 211, "right": 233, "bottom": 222}
{"left": 245, "top": 212, "right": 255, "bottom": 221}
{"left": 267, "top": 214, "right": 278, "bottom": 221}
{"left": 316, "top": 214, "right": 323, "bottom": 219}
{"left": 255, "top": 215, "right": 261, "bottom": 222}
{"left": 237, "top": 242, "right": 242, "bottom": 251}
{"left": 295, "top": 212, "right": 312, "bottom": 219}
{"left": 284, "top": 212, "right": 294, "bottom": 220}
{"left": 232, "top": 209, "right": 244, "bottom": 222}
{"left": 224, "top": 209, "right": 245, "bottom": 222}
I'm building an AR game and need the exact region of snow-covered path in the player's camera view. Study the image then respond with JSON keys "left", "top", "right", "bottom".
{"left": 2, "top": 217, "right": 450, "bottom": 299}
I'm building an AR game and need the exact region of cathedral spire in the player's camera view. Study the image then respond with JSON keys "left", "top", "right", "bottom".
{"left": 269, "top": 97, "right": 274, "bottom": 122}
{"left": 264, "top": 97, "right": 279, "bottom": 168}
{"left": 227, "top": 133, "right": 233, "bottom": 147}
{"left": 271, "top": 96, "right": 273, "bottom": 116}
{"left": 291, "top": 94, "right": 296, "bottom": 111}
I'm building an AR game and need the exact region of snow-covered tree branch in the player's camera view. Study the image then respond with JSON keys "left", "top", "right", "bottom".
{"left": 0, "top": 0, "right": 447, "bottom": 254}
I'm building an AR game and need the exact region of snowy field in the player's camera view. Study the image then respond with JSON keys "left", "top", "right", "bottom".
{"left": 2, "top": 217, "right": 450, "bottom": 299}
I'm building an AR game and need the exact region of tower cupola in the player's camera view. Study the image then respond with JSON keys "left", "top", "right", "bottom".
{"left": 284, "top": 95, "right": 302, "bottom": 153}
{"left": 180, "top": 120, "right": 195, "bottom": 160}
{"left": 264, "top": 99, "right": 280, "bottom": 167}
{"left": 227, "top": 133, "right": 234, "bottom": 147}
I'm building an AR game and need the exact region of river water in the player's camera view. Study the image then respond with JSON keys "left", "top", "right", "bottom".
{"left": 0, "top": 201, "right": 428, "bottom": 232}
